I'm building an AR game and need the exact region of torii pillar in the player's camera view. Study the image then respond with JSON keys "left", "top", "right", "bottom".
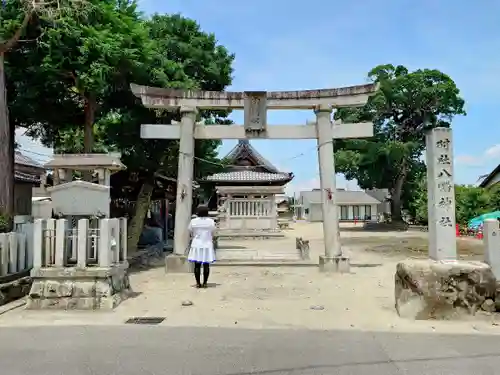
{"left": 171, "top": 107, "right": 197, "bottom": 270}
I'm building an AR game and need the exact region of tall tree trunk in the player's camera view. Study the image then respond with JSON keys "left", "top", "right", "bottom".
{"left": 0, "top": 53, "right": 14, "bottom": 230}
{"left": 0, "top": 11, "right": 32, "bottom": 230}
{"left": 390, "top": 165, "right": 408, "bottom": 223}
{"left": 82, "top": 93, "right": 96, "bottom": 181}
{"left": 127, "top": 179, "right": 154, "bottom": 255}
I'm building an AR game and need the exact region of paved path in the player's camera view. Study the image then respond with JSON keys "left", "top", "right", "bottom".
{"left": 1, "top": 326, "right": 500, "bottom": 374}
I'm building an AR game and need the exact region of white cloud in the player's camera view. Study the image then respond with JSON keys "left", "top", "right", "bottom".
{"left": 485, "top": 144, "right": 500, "bottom": 158}
{"left": 456, "top": 144, "right": 500, "bottom": 167}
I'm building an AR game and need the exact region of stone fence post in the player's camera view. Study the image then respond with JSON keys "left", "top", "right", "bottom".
{"left": 484, "top": 219, "right": 500, "bottom": 278}
{"left": 119, "top": 217, "right": 127, "bottom": 262}
{"left": 98, "top": 218, "right": 111, "bottom": 267}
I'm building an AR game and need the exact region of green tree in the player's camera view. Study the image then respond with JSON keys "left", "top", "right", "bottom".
{"left": 410, "top": 178, "right": 493, "bottom": 225}
{"left": 5, "top": 10, "right": 234, "bottom": 251}
{"left": 104, "top": 14, "right": 234, "bottom": 252}
{"left": 334, "top": 64, "right": 466, "bottom": 222}
{"left": 455, "top": 185, "right": 492, "bottom": 224}
{"left": 37, "top": 0, "right": 149, "bottom": 159}
{"left": 53, "top": 14, "right": 234, "bottom": 252}
{"left": 407, "top": 173, "right": 428, "bottom": 224}
{"left": 0, "top": 0, "right": 86, "bottom": 224}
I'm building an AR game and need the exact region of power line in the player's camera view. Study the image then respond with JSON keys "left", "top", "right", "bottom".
{"left": 180, "top": 140, "right": 333, "bottom": 170}
{"left": 19, "top": 139, "right": 334, "bottom": 173}
{"left": 18, "top": 148, "right": 53, "bottom": 159}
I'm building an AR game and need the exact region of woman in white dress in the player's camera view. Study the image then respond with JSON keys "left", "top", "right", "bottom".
{"left": 187, "top": 205, "right": 216, "bottom": 288}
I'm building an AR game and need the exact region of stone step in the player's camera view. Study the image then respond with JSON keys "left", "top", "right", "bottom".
{"left": 213, "top": 260, "right": 316, "bottom": 267}
{"left": 216, "top": 230, "right": 285, "bottom": 238}
{"left": 216, "top": 248, "right": 302, "bottom": 262}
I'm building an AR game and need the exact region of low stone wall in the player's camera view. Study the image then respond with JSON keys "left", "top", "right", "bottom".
{"left": 395, "top": 259, "right": 497, "bottom": 319}
{"left": 26, "top": 262, "right": 130, "bottom": 310}
{"left": 215, "top": 230, "right": 285, "bottom": 240}
{"left": 24, "top": 217, "right": 131, "bottom": 310}
{"left": 128, "top": 246, "right": 165, "bottom": 269}
{"left": 0, "top": 226, "right": 35, "bottom": 306}
{"left": 0, "top": 273, "right": 32, "bottom": 306}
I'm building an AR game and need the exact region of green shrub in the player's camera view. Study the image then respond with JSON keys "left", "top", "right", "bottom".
{"left": 0, "top": 215, "right": 10, "bottom": 233}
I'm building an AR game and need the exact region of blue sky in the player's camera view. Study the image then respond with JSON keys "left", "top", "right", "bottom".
{"left": 18, "top": 0, "right": 500, "bottom": 194}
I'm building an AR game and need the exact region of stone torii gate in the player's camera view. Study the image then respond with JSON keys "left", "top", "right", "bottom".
{"left": 131, "top": 83, "right": 378, "bottom": 273}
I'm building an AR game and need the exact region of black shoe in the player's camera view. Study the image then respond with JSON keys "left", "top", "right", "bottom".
{"left": 202, "top": 283, "right": 208, "bottom": 288}
{"left": 196, "top": 284, "right": 202, "bottom": 289}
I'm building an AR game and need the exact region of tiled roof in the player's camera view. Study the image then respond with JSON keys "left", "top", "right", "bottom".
{"left": 205, "top": 170, "right": 293, "bottom": 182}
{"left": 224, "top": 140, "right": 280, "bottom": 173}
{"left": 15, "top": 151, "right": 44, "bottom": 169}
{"left": 15, "top": 171, "right": 41, "bottom": 184}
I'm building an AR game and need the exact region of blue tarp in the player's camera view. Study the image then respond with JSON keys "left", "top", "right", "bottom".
{"left": 468, "top": 211, "right": 500, "bottom": 229}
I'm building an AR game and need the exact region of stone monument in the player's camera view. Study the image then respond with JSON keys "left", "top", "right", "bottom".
{"left": 425, "top": 128, "right": 457, "bottom": 260}
{"left": 395, "top": 128, "right": 498, "bottom": 319}
{"left": 26, "top": 153, "right": 131, "bottom": 310}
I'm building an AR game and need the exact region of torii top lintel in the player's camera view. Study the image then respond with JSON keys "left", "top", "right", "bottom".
{"left": 130, "top": 83, "right": 379, "bottom": 110}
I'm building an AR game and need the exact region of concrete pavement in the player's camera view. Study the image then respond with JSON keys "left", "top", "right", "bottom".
{"left": 0, "top": 223, "right": 497, "bottom": 374}
{"left": 1, "top": 326, "right": 500, "bottom": 374}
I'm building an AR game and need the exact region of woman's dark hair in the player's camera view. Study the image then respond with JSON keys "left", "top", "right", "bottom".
{"left": 196, "top": 205, "right": 209, "bottom": 217}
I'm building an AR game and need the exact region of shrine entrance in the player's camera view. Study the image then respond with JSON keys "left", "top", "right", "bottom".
{"left": 131, "top": 83, "right": 378, "bottom": 273}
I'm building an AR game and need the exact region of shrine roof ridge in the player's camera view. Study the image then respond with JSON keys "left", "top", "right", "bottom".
{"left": 224, "top": 140, "right": 279, "bottom": 173}
{"left": 130, "top": 83, "right": 378, "bottom": 102}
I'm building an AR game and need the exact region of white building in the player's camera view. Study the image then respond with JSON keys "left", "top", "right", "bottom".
{"left": 298, "top": 189, "right": 381, "bottom": 222}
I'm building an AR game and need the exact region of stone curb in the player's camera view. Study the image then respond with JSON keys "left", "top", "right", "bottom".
{"left": 0, "top": 298, "right": 26, "bottom": 316}
{"left": 213, "top": 261, "right": 381, "bottom": 268}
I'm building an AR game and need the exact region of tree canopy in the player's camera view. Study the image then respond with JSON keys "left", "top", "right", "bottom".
{"left": 334, "top": 64, "right": 466, "bottom": 221}
{"left": 409, "top": 179, "right": 500, "bottom": 226}
{"left": 2, "top": 4, "right": 235, "bottom": 247}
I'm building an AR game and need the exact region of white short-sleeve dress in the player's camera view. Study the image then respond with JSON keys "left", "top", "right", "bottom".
{"left": 187, "top": 217, "right": 216, "bottom": 264}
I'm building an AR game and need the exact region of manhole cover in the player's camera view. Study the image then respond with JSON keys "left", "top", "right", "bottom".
{"left": 125, "top": 317, "right": 166, "bottom": 325}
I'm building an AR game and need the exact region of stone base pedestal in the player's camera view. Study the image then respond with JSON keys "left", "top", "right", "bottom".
{"left": 165, "top": 254, "right": 191, "bottom": 273}
{"left": 0, "top": 274, "right": 32, "bottom": 306}
{"left": 319, "top": 255, "right": 350, "bottom": 273}
{"left": 26, "top": 262, "right": 130, "bottom": 310}
{"left": 395, "top": 259, "right": 497, "bottom": 320}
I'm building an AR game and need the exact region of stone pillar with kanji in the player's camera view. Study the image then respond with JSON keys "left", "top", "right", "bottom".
{"left": 425, "top": 127, "right": 457, "bottom": 260}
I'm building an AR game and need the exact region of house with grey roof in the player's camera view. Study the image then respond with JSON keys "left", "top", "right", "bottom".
{"left": 478, "top": 164, "right": 500, "bottom": 188}
{"left": 298, "top": 189, "right": 381, "bottom": 222}
{"left": 14, "top": 151, "right": 45, "bottom": 215}
{"left": 365, "top": 188, "right": 391, "bottom": 218}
